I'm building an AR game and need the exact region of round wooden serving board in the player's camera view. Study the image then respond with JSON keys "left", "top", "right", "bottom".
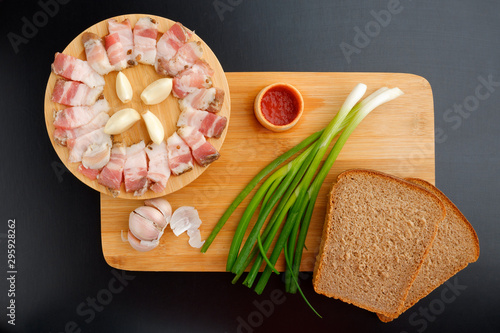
{"left": 44, "top": 14, "right": 231, "bottom": 200}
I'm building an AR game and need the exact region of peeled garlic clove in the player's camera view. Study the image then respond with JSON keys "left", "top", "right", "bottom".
{"left": 129, "top": 210, "right": 162, "bottom": 241}
{"left": 141, "top": 78, "right": 172, "bottom": 105}
{"left": 127, "top": 230, "right": 159, "bottom": 252}
{"left": 170, "top": 206, "right": 202, "bottom": 237}
{"left": 134, "top": 206, "right": 167, "bottom": 230}
{"left": 144, "top": 198, "right": 172, "bottom": 225}
{"left": 116, "top": 72, "right": 133, "bottom": 103}
{"left": 104, "top": 108, "right": 141, "bottom": 135}
{"left": 142, "top": 110, "right": 165, "bottom": 144}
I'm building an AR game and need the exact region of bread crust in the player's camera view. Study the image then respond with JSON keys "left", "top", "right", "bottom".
{"left": 377, "top": 178, "right": 480, "bottom": 322}
{"left": 313, "top": 169, "right": 446, "bottom": 317}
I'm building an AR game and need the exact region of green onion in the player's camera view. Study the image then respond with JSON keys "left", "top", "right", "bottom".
{"left": 288, "top": 87, "right": 404, "bottom": 293}
{"left": 200, "top": 130, "right": 324, "bottom": 253}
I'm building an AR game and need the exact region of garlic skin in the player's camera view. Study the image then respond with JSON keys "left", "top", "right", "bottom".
{"left": 141, "top": 78, "right": 173, "bottom": 105}
{"left": 170, "top": 206, "right": 202, "bottom": 236}
{"left": 127, "top": 231, "right": 159, "bottom": 252}
{"left": 104, "top": 108, "right": 141, "bottom": 135}
{"left": 144, "top": 198, "right": 172, "bottom": 225}
{"left": 116, "top": 72, "right": 133, "bottom": 103}
{"left": 142, "top": 110, "right": 165, "bottom": 144}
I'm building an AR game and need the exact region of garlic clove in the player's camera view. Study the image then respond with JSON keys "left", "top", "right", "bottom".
{"left": 134, "top": 206, "right": 167, "bottom": 230}
{"left": 129, "top": 210, "right": 162, "bottom": 241}
{"left": 144, "top": 198, "right": 172, "bottom": 225}
{"left": 116, "top": 72, "right": 133, "bottom": 103}
{"left": 104, "top": 108, "right": 141, "bottom": 135}
{"left": 140, "top": 78, "right": 173, "bottom": 105}
{"left": 127, "top": 230, "right": 159, "bottom": 252}
{"left": 142, "top": 110, "right": 165, "bottom": 144}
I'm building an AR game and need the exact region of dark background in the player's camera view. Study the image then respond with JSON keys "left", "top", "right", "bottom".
{"left": 0, "top": 0, "right": 499, "bottom": 332}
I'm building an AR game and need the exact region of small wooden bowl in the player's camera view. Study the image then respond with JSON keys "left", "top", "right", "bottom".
{"left": 254, "top": 83, "right": 304, "bottom": 132}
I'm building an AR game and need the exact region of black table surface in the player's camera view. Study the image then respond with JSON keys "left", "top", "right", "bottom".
{"left": 0, "top": 0, "right": 498, "bottom": 332}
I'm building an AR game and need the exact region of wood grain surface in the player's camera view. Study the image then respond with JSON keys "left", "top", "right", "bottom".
{"left": 101, "top": 72, "right": 435, "bottom": 272}
{"left": 44, "top": 14, "right": 231, "bottom": 200}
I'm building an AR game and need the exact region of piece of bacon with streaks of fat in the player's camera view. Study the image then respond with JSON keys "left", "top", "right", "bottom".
{"left": 104, "top": 33, "right": 128, "bottom": 71}
{"left": 160, "top": 41, "right": 203, "bottom": 77}
{"left": 51, "top": 79, "right": 104, "bottom": 107}
{"left": 155, "top": 22, "right": 192, "bottom": 75}
{"left": 172, "top": 59, "right": 214, "bottom": 98}
{"left": 133, "top": 17, "right": 158, "bottom": 65}
{"left": 177, "top": 126, "right": 220, "bottom": 167}
{"left": 108, "top": 19, "right": 135, "bottom": 66}
{"left": 66, "top": 128, "right": 112, "bottom": 163}
{"left": 82, "top": 142, "right": 111, "bottom": 170}
{"left": 179, "top": 87, "right": 225, "bottom": 113}
{"left": 53, "top": 98, "right": 110, "bottom": 129}
{"left": 82, "top": 32, "right": 114, "bottom": 75}
{"left": 78, "top": 164, "right": 100, "bottom": 181}
{"left": 98, "top": 143, "right": 126, "bottom": 196}
{"left": 146, "top": 142, "right": 171, "bottom": 193}
{"left": 51, "top": 52, "right": 105, "bottom": 88}
{"left": 54, "top": 112, "right": 109, "bottom": 146}
{"left": 177, "top": 108, "right": 227, "bottom": 139}
{"left": 124, "top": 141, "right": 149, "bottom": 196}
{"left": 166, "top": 132, "right": 193, "bottom": 176}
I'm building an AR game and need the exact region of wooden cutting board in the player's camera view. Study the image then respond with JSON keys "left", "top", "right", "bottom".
{"left": 101, "top": 72, "right": 435, "bottom": 272}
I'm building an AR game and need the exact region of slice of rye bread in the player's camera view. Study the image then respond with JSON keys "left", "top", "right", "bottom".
{"left": 312, "top": 169, "right": 446, "bottom": 317}
{"left": 377, "top": 178, "right": 480, "bottom": 322}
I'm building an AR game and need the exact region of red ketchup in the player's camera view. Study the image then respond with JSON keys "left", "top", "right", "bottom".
{"left": 260, "top": 86, "right": 300, "bottom": 126}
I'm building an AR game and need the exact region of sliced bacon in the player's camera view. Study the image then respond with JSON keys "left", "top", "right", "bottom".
{"left": 82, "top": 142, "right": 111, "bottom": 170}
{"left": 54, "top": 112, "right": 109, "bottom": 146}
{"left": 66, "top": 128, "right": 112, "bottom": 163}
{"left": 160, "top": 41, "right": 203, "bottom": 77}
{"left": 155, "top": 22, "right": 192, "bottom": 76}
{"left": 171, "top": 60, "right": 213, "bottom": 98}
{"left": 145, "top": 142, "right": 170, "bottom": 193}
{"left": 104, "top": 33, "right": 128, "bottom": 71}
{"left": 124, "top": 141, "right": 149, "bottom": 196}
{"left": 78, "top": 164, "right": 101, "bottom": 181}
{"left": 51, "top": 52, "right": 105, "bottom": 88}
{"left": 177, "top": 126, "right": 220, "bottom": 167}
{"left": 177, "top": 108, "right": 227, "bottom": 138}
{"left": 98, "top": 143, "right": 126, "bottom": 196}
{"left": 108, "top": 18, "right": 135, "bottom": 66}
{"left": 179, "top": 87, "right": 225, "bottom": 113}
{"left": 82, "top": 32, "right": 114, "bottom": 75}
{"left": 166, "top": 132, "right": 193, "bottom": 176}
{"left": 53, "top": 98, "right": 110, "bottom": 129}
{"left": 133, "top": 17, "right": 158, "bottom": 65}
{"left": 51, "top": 79, "right": 104, "bottom": 107}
